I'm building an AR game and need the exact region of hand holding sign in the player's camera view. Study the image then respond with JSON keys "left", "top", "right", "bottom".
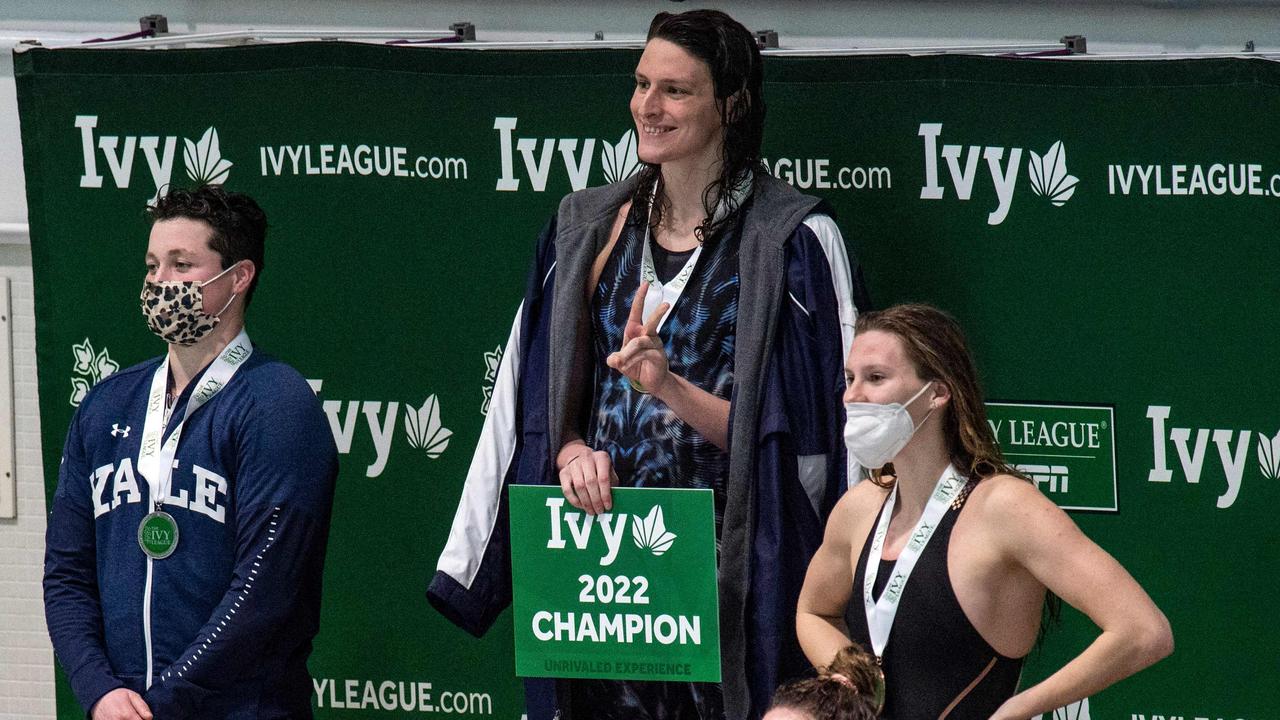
{"left": 607, "top": 281, "right": 671, "bottom": 396}
{"left": 560, "top": 448, "right": 620, "bottom": 516}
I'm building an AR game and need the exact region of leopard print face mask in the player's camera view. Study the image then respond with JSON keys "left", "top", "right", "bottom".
{"left": 139, "top": 262, "right": 240, "bottom": 346}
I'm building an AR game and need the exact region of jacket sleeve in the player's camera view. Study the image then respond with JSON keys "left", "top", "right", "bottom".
{"left": 427, "top": 215, "right": 558, "bottom": 637}
{"left": 142, "top": 378, "right": 338, "bottom": 718}
{"left": 44, "top": 404, "right": 126, "bottom": 714}
{"left": 747, "top": 217, "right": 857, "bottom": 716}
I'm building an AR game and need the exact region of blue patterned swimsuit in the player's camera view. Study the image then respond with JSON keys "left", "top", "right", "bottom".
{"left": 587, "top": 213, "right": 740, "bottom": 535}
{"left": 570, "top": 211, "right": 743, "bottom": 720}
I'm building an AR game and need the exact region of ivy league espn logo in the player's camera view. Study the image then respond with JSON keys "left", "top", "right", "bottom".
{"left": 76, "top": 115, "right": 232, "bottom": 199}
{"left": 918, "top": 123, "right": 1079, "bottom": 225}
{"left": 986, "top": 402, "right": 1117, "bottom": 512}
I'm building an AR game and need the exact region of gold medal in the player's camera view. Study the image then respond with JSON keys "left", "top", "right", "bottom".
{"left": 871, "top": 656, "right": 886, "bottom": 713}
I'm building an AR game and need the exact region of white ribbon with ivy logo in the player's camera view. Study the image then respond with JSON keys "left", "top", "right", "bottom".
{"left": 136, "top": 329, "right": 252, "bottom": 559}
{"left": 863, "top": 464, "right": 967, "bottom": 666}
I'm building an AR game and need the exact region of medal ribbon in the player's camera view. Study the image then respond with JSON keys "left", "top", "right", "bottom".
{"left": 638, "top": 172, "right": 754, "bottom": 329}
{"left": 862, "top": 464, "right": 967, "bottom": 659}
{"left": 137, "top": 328, "right": 253, "bottom": 509}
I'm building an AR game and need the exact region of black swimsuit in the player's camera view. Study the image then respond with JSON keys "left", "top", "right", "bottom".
{"left": 848, "top": 482, "right": 1025, "bottom": 719}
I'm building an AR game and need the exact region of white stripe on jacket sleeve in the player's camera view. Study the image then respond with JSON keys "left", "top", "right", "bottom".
{"left": 801, "top": 214, "right": 864, "bottom": 489}
{"left": 435, "top": 302, "right": 524, "bottom": 588}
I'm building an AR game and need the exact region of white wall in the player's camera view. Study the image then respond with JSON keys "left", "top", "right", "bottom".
{"left": 0, "top": 241, "right": 53, "bottom": 718}
{"left": 1, "top": 1, "right": 1277, "bottom": 716}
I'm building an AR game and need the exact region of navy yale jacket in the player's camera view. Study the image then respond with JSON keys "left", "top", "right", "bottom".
{"left": 44, "top": 349, "right": 338, "bottom": 719}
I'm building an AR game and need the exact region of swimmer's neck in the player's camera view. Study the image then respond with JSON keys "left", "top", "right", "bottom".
{"left": 887, "top": 441, "right": 953, "bottom": 523}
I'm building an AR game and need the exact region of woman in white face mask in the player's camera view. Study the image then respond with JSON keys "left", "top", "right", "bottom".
{"left": 795, "top": 304, "right": 1172, "bottom": 720}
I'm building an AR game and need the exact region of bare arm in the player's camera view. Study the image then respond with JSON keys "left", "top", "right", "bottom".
{"left": 647, "top": 372, "right": 730, "bottom": 450}
{"left": 607, "top": 281, "right": 730, "bottom": 449}
{"left": 985, "top": 479, "right": 1173, "bottom": 720}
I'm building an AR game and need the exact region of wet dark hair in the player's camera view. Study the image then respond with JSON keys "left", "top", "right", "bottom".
{"left": 629, "top": 9, "right": 766, "bottom": 241}
{"left": 768, "top": 646, "right": 881, "bottom": 720}
{"left": 147, "top": 185, "right": 267, "bottom": 307}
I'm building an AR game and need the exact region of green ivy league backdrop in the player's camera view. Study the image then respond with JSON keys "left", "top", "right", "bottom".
{"left": 16, "top": 43, "right": 1279, "bottom": 719}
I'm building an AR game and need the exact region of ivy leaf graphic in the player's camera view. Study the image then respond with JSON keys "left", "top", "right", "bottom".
{"left": 1257, "top": 429, "right": 1280, "bottom": 481}
{"left": 1031, "top": 698, "right": 1090, "bottom": 720}
{"left": 94, "top": 347, "right": 119, "bottom": 383}
{"left": 1028, "top": 141, "right": 1079, "bottom": 207}
{"left": 600, "top": 130, "right": 641, "bottom": 185}
{"left": 404, "top": 394, "right": 453, "bottom": 458}
{"left": 631, "top": 505, "right": 677, "bottom": 556}
{"left": 483, "top": 345, "right": 503, "bottom": 384}
{"left": 70, "top": 377, "right": 91, "bottom": 407}
{"left": 1057, "top": 698, "right": 1090, "bottom": 720}
{"left": 184, "top": 127, "right": 234, "bottom": 186}
{"left": 72, "top": 338, "right": 95, "bottom": 376}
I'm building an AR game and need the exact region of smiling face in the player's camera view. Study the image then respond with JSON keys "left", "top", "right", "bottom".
{"left": 630, "top": 37, "right": 724, "bottom": 170}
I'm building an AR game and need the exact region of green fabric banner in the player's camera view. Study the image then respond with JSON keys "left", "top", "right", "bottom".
{"left": 16, "top": 43, "right": 1279, "bottom": 719}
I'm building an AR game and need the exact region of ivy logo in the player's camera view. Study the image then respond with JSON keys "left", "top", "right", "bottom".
{"left": 600, "top": 130, "right": 641, "bottom": 185}
{"left": 223, "top": 342, "right": 250, "bottom": 365}
{"left": 631, "top": 505, "right": 677, "bottom": 556}
{"left": 1258, "top": 429, "right": 1280, "bottom": 481}
{"left": 184, "top": 127, "right": 234, "bottom": 186}
{"left": 1032, "top": 697, "right": 1090, "bottom": 720}
{"left": 481, "top": 344, "right": 503, "bottom": 416}
{"left": 75, "top": 116, "right": 234, "bottom": 201}
{"left": 307, "top": 380, "right": 455, "bottom": 478}
{"left": 494, "top": 118, "right": 644, "bottom": 192}
{"left": 919, "top": 123, "right": 1083, "bottom": 225}
{"left": 1028, "top": 141, "right": 1079, "bottom": 207}
{"left": 1148, "top": 406, "right": 1276, "bottom": 509}
{"left": 404, "top": 395, "right": 453, "bottom": 459}
{"left": 70, "top": 338, "right": 119, "bottom": 407}
{"left": 192, "top": 378, "right": 224, "bottom": 404}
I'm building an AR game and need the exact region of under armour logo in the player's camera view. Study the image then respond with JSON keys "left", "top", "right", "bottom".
{"left": 111, "top": 423, "right": 131, "bottom": 438}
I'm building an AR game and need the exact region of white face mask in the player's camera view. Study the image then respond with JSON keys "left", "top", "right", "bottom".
{"left": 844, "top": 381, "right": 935, "bottom": 469}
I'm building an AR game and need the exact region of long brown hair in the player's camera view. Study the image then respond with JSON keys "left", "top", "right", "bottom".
{"left": 854, "top": 303, "right": 1020, "bottom": 487}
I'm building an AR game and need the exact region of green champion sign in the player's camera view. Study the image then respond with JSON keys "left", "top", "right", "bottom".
{"left": 987, "top": 402, "right": 1117, "bottom": 512}
{"left": 509, "top": 486, "right": 721, "bottom": 682}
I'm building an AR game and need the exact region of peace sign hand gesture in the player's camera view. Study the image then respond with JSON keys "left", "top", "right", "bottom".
{"left": 607, "top": 281, "right": 672, "bottom": 396}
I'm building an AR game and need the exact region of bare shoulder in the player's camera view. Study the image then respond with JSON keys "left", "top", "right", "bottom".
{"left": 965, "top": 473, "right": 1081, "bottom": 550}
{"left": 840, "top": 477, "right": 890, "bottom": 515}
{"left": 967, "top": 473, "right": 1056, "bottom": 512}
{"left": 828, "top": 478, "right": 890, "bottom": 539}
